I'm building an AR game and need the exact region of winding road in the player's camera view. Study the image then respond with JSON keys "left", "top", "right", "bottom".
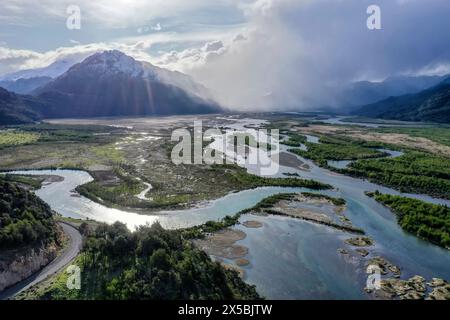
{"left": 0, "top": 222, "right": 82, "bottom": 300}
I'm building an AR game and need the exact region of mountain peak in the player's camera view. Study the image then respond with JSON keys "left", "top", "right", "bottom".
{"left": 70, "top": 50, "right": 147, "bottom": 78}
{"left": 86, "top": 50, "right": 132, "bottom": 63}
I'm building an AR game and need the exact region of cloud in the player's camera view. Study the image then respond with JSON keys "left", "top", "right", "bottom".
{"left": 151, "top": 23, "right": 162, "bottom": 31}
{"left": 410, "top": 62, "right": 450, "bottom": 77}
{"left": 0, "top": 47, "right": 42, "bottom": 74}
{"left": 0, "top": 42, "right": 157, "bottom": 76}
{"left": 0, "top": 0, "right": 245, "bottom": 28}
{"left": 155, "top": 0, "right": 450, "bottom": 110}
{"left": 153, "top": 40, "right": 228, "bottom": 71}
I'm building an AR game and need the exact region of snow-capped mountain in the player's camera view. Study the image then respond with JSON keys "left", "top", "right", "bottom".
{"left": 34, "top": 50, "right": 221, "bottom": 118}
{"left": 62, "top": 50, "right": 149, "bottom": 79}
{"left": 53, "top": 50, "right": 213, "bottom": 99}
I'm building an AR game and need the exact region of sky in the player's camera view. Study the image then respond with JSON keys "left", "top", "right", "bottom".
{"left": 1, "top": 0, "right": 450, "bottom": 110}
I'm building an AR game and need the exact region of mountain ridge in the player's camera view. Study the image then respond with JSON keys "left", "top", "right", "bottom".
{"left": 353, "top": 79, "right": 450, "bottom": 123}
{"left": 0, "top": 87, "right": 44, "bottom": 125}
{"left": 335, "top": 74, "right": 449, "bottom": 111}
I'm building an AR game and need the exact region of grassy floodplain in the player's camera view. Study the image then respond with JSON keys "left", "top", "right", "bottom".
{"left": 0, "top": 130, "right": 40, "bottom": 148}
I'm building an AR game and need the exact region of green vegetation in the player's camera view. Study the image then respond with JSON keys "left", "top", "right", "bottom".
{"left": 35, "top": 222, "right": 260, "bottom": 300}
{"left": 250, "top": 193, "right": 296, "bottom": 210}
{"left": 0, "top": 124, "right": 122, "bottom": 171}
{"left": 0, "top": 130, "right": 40, "bottom": 148}
{"left": 369, "top": 192, "right": 450, "bottom": 248}
{"left": 20, "top": 123, "right": 116, "bottom": 138}
{"left": 0, "top": 178, "right": 58, "bottom": 249}
{"left": 263, "top": 119, "right": 308, "bottom": 131}
{"left": 91, "top": 144, "right": 124, "bottom": 165}
{"left": 281, "top": 133, "right": 307, "bottom": 147}
{"left": 347, "top": 152, "right": 450, "bottom": 199}
{"left": 283, "top": 172, "right": 300, "bottom": 177}
{"left": 229, "top": 167, "right": 331, "bottom": 190}
{"left": 0, "top": 124, "right": 113, "bottom": 150}
{"left": 289, "top": 135, "right": 386, "bottom": 167}
{"left": 76, "top": 167, "right": 154, "bottom": 209}
{"left": 1, "top": 174, "right": 44, "bottom": 189}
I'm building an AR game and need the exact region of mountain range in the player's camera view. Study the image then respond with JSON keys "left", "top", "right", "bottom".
{"left": 334, "top": 75, "right": 448, "bottom": 110}
{"left": 353, "top": 78, "right": 450, "bottom": 123}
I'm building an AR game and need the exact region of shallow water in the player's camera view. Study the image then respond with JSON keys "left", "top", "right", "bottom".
{"left": 304, "top": 134, "right": 320, "bottom": 144}
{"left": 327, "top": 160, "right": 353, "bottom": 169}
{"left": 235, "top": 214, "right": 366, "bottom": 300}
{"left": 320, "top": 117, "right": 381, "bottom": 128}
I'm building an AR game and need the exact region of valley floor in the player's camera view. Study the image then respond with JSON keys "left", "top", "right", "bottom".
{"left": 1, "top": 113, "right": 449, "bottom": 300}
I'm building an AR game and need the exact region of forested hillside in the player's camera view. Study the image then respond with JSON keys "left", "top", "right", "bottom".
{"left": 370, "top": 192, "right": 450, "bottom": 248}
{"left": 0, "top": 177, "right": 58, "bottom": 249}
{"left": 37, "top": 222, "right": 260, "bottom": 300}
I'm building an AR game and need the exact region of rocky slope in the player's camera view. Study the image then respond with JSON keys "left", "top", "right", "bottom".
{"left": 0, "top": 242, "right": 59, "bottom": 292}
{"left": 0, "top": 177, "right": 61, "bottom": 292}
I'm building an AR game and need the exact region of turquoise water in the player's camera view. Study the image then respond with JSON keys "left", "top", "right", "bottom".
{"left": 234, "top": 214, "right": 366, "bottom": 300}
